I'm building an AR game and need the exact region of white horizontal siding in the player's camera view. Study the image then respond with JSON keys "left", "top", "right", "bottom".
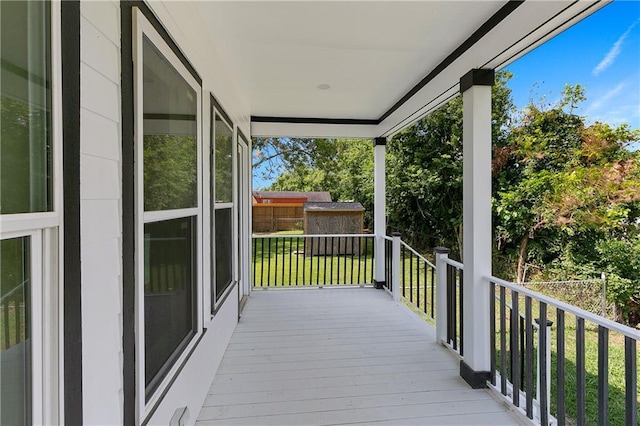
{"left": 80, "top": 1, "right": 123, "bottom": 424}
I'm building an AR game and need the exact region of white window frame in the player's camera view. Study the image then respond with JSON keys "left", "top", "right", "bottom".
{"left": 132, "top": 8, "right": 203, "bottom": 420}
{"left": 0, "top": 1, "right": 63, "bottom": 423}
{"left": 210, "top": 108, "right": 237, "bottom": 315}
{"left": 236, "top": 134, "right": 251, "bottom": 300}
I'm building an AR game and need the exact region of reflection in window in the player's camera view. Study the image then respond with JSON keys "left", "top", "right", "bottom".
{"left": 143, "top": 36, "right": 197, "bottom": 212}
{"left": 215, "top": 208, "right": 233, "bottom": 301}
{"left": 0, "top": 1, "right": 51, "bottom": 214}
{"left": 214, "top": 114, "right": 233, "bottom": 204}
{"left": 0, "top": 237, "right": 31, "bottom": 425}
{"left": 141, "top": 34, "right": 198, "bottom": 398}
{"left": 144, "top": 217, "right": 196, "bottom": 397}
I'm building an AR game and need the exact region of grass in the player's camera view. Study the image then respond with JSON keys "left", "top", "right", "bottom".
{"left": 251, "top": 233, "right": 375, "bottom": 287}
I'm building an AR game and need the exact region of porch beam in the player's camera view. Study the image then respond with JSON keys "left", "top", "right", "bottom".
{"left": 373, "top": 137, "right": 386, "bottom": 289}
{"left": 460, "top": 68, "right": 494, "bottom": 387}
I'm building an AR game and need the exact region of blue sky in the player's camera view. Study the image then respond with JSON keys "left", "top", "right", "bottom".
{"left": 253, "top": 1, "right": 640, "bottom": 189}
{"left": 505, "top": 0, "right": 640, "bottom": 130}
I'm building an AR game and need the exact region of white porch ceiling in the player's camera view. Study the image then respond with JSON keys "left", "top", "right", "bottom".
{"left": 195, "top": 1, "right": 609, "bottom": 138}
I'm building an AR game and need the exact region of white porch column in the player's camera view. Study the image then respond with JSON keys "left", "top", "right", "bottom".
{"left": 460, "top": 69, "right": 494, "bottom": 388}
{"left": 373, "top": 137, "right": 386, "bottom": 289}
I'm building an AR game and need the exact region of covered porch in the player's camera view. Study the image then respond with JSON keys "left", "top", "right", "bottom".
{"left": 196, "top": 288, "right": 521, "bottom": 425}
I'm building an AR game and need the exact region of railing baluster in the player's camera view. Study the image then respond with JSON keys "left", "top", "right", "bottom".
{"left": 625, "top": 336, "right": 637, "bottom": 426}
{"left": 402, "top": 246, "right": 406, "bottom": 297}
{"left": 490, "top": 281, "right": 496, "bottom": 386}
{"left": 315, "top": 237, "right": 320, "bottom": 286}
{"left": 446, "top": 265, "right": 452, "bottom": 346}
{"left": 459, "top": 270, "right": 463, "bottom": 356}
{"left": 357, "top": 237, "right": 362, "bottom": 284}
{"left": 323, "top": 236, "right": 328, "bottom": 286}
{"left": 557, "top": 309, "right": 566, "bottom": 426}
{"left": 422, "top": 261, "right": 427, "bottom": 314}
{"left": 267, "top": 238, "right": 271, "bottom": 287}
{"left": 511, "top": 289, "right": 520, "bottom": 407}
{"left": 350, "top": 237, "right": 355, "bottom": 285}
{"left": 288, "top": 237, "right": 293, "bottom": 286}
{"left": 500, "top": 285, "right": 507, "bottom": 396}
{"left": 3, "top": 299, "right": 10, "bottom": 347}
{"left": 342, "top": 237, "right": 347, "bottom": 285}
{"left": 274, "top": 237, "right": 279, "bottom": 286}
{"left": 336, "top": 237, "right": 340, "bottom": 285}
{"left": 539, "top": 303, "right": 549, "bottom": 426}
{"left": 525, "top": 296, "right": 533, "bottom": 419}
{"left": 430, "top": 266, "right": 435, "bottom": 318}
{"left": 597, "top": 325, "right": 609, "bottom": 426}
{"left": 295, "top": 237, "right": 300, "bottom": 286}
{"left": 409, "top": 250, "right": 413, "bottom": 303}
{"left": 252, "top": 238, "right": 257, "bottom": 287}
{"left": 281, "top": 237, "right": 285, "bottom": 285}
{"left": 452, "top": 266, "right": 457, "bottom": 351}
{"left": 330, "top": 237, "right": 335, "bottom": 284}
{"left": 302, "top": 237, "right": 307, "bottom": 285}
{"left": 577, "top": 317, "right": 586, "bottom": 426}
{"left": 16, "top": 296, "right": 22, "bottom": 344}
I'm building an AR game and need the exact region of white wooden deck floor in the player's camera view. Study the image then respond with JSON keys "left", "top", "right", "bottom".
{"left": 196, "top": 288, "right": 521, "bottom": 425}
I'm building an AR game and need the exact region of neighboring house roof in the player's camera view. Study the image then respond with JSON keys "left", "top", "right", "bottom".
{"left": 253, "top": 191, "right": 332, "bottom": 202}
{"left": 303, "top": 202, "right": 364, "bottom": 212}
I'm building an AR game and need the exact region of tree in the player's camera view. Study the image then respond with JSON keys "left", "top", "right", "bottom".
{"left": 253, "top": 137, "right": 337, "bottom": 185}
{"left": 386, "top": 70, "right": 515, "bottom": 256}
{"left": 494, "top": 85, "right": 640, "bottom": 283}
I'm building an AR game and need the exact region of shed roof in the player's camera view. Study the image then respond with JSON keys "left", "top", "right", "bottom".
{"left": 253, "top": 191, "right": 332, "bottom": 202}
{"left": 304, "top": 202, "right": 364, "bottom": 212}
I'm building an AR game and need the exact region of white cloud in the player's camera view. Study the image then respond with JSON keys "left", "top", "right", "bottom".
{"left": 585, "top": 82, "right": 625, "bottom": 113}
{"left": 592, "top": 19, "right": 639, "bottom": 76}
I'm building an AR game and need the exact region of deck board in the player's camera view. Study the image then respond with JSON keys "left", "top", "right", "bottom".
{"left": 196, "top": 288, "right": 520, "bottom": 425}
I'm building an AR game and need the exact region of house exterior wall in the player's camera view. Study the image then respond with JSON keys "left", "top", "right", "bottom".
{"left": 76, "top": 1, "right": 251, "bottom": 424}
{"left": 80, "top": 1, "right": 124, "bottom": 423}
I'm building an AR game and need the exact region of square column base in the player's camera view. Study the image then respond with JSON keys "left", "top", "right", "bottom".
{"left": 372, "top": 280, "right": 385, "bottom": 290}
{"left": 460, "top": 360, "right": 490, "bottom": 389}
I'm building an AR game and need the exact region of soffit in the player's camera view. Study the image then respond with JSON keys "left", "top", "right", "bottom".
{"left": 193, "top": 1, "right": 609, "bottom": 138}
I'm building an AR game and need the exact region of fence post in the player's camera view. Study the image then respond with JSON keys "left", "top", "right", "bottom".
{"left": 434, "top": 247, "right": 450, "bottom": 344}
{"left": 391, "top": 233, "right": 401, "bottom": 301}
{"left": 536, "top": 318, "right": 553, "bottom": 422}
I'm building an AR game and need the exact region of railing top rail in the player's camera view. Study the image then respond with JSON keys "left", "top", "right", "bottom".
{"left": 522, "top": 279, "right": 603, "bottom": 286}
{"left": 443, "top": 257, "right": 464, "bottom": 270}
{"left": 487, "top": 275, "right": 640, "bottom": 340}
{"left": 252, "top": 233, "right": 374, "bottom": 239}
{"left": 399, "top": 240, "right": 436, "bottom": 268}
{"left": 382, "top": 235, "right": 393, "bottom": 242}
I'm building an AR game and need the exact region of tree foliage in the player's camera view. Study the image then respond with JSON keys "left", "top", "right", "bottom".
{"left": 386, "top": 71, "right": 515, "bottom": 256}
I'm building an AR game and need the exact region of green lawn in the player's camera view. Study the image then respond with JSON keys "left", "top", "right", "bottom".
{"left": 251, "top": 234, "right": 375, "bottom": 287}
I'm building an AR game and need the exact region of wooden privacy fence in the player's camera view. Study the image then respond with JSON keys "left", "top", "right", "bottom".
{"left": 252, "top": 204, "right": 303, "bottom": 232}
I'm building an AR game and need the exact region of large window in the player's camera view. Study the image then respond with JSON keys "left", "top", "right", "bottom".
{"left": 211, "top": 109, "right": 235, "bottom": 310}
{"left": 1, "top": 1, "right": 58, "bottom": 424}
{"left": 134, "top": 10, "right": 202, "bottom": 409}
{"left": 0, "top": 237, "right": 32, "bottom": 425}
